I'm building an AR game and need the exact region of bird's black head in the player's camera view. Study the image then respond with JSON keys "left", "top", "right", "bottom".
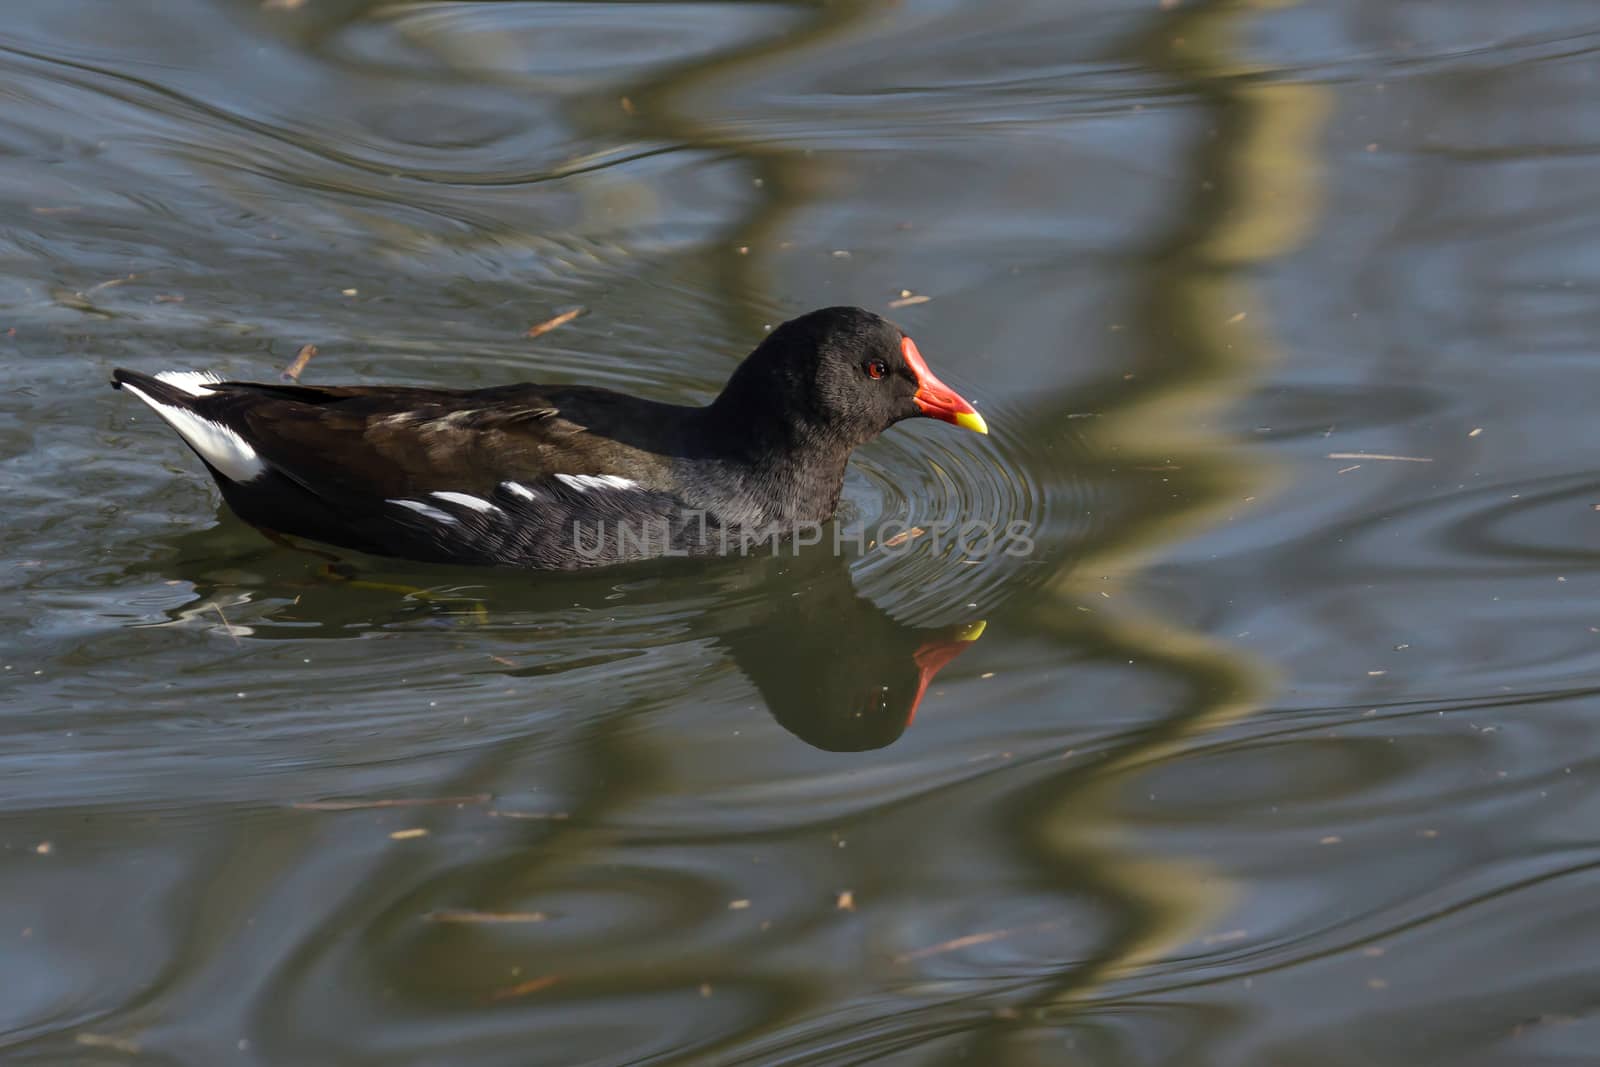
{"left": 712, "top": 307, "right": 987, "bottom": 449}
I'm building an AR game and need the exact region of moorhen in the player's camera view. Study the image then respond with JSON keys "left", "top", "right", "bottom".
{"left": 111, "top": 306, "right": 987, "bottom": 568}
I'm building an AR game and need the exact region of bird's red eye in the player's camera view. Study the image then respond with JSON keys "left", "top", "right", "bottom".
{"left": 865, "top": 359, "right": 887, "bottom": 380}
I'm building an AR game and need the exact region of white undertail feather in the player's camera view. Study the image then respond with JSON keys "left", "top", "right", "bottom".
{"left": 502, "top": 481, "right": 538, "bottom": 501}
{"left": 154, "top": 370, "right": 222, "bottom": 397}
{"left": 121, "top": 379, "right": 264, "bottom": 483}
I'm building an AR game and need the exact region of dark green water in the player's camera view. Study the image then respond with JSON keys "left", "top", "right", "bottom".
{"left": 5, "top": 2, "right": 1600, "bottom": 1064}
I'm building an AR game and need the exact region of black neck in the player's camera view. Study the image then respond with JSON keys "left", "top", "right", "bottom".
{"left": 699, "top": 382, "right": 855, "bottom": 526}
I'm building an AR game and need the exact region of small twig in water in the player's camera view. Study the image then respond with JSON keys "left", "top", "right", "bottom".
{"left": 491, "top": 976, "right": 560, "bottom": 1000}
{"left": 488, "top": 809, "right": 570, "bottom": 821}
{"left": 893, "top": 921, "right": 1058, "bottom": 964}
{"left": 426, "top": 910, "right": 548, "bottom": 924}
{"left": 526, "top": 307, "right": 585, "bottom": 339}
{"left": 212, "top": 603, "right": 240, "bottom": 647}
{"left": 281, "top": 343, "right": 318, "bottom": 383}
{"left": 882, "top": 527, "right": 926, "bottom": 548}
{"left": 1326, "top": 452, "right": 1433, "bottom": 463}
{"left": 292, "top": 793, "right": 491, "bottom": 811}
{"left": 88, "top": 274, "right": 137, "bottom": 293}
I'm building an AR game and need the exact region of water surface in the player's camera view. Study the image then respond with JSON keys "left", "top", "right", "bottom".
{"left": 4, "top": 1, "right": 1600, "bottom": 1064}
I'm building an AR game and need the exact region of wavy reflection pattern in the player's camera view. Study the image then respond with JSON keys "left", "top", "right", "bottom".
{"left": 1, "top": 1, "right": 1294, "bottom": 1064}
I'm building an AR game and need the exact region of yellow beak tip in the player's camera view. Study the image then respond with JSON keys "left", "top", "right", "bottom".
{"left": 955, "top": 619, "right": 988, "bottom": 642}
{"left": 954, "top": 410, "right": 989, "bottom": 435}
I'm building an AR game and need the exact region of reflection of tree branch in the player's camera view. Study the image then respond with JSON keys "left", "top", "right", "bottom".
{"left": 239, "top": 2, "right": 883, "bottom": 306}
{"left": 606, "top": 0, "right": 882, "bottom": 337}
{"left": 967, "top": 0, "right": 1331, "bottom": 1040}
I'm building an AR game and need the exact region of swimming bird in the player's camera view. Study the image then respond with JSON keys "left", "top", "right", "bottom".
{"left": 111, "top": 306, "right": 988, "bottom": 569}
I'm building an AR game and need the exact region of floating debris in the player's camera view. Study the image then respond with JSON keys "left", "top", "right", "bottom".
{"left": 212, "top": 602, "right": 242, "bottom": 646}
{"left": 389, "top": 828, "right": 429, "bottom": 840}
{"left": 292, "top": 794, "right": 490, "bottom": 811}
{"left": 426, "top": 910, "right": 547, "bottom": 924}
{"left": 490, "top": 976, "right": 559, "bottom": 1001}
{"left": 526, "top": 307, "right": 585, "bottom": 339}
{"left": 882, "top": 527, "right": 926, "bottom": 548}
{"left": 76, "top": 1034, "right": 141, "bottom": 1054}
{"left": 889, "top": 291, "right": 931, "bottom": 309}
{"left": 1202, "top": 929, "right": 1249, "bottom": 946}
{"left": 488, "top": 809, "right": 570, "bottom": 821}
{"left": 894, "top": 922, "right": 1056, "bottom": 964}
{"left": 836, "top": 890, "right": 856, "bottom": 912}
{"left": 281, "top": 343, "right": 318, "bottom": 383}
{"left": 1327, "top": 452, "right": 1433, "bottom": 463}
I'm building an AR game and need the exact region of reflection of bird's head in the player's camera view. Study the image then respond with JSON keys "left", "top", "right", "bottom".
{"left": 778, "top": 619, "right": 985, "bottom": 752}
{"left": 723, "top": 564, "right": 986, "bottom": 751}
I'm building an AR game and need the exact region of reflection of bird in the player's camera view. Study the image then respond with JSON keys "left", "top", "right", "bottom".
{"left": 111, "top": 307, "right": 986, "bottom": 569}
{"left": 136, "top": 527, "right": 985, "bottom": 754}
{"left": 714, "top": 554, "right": 986, "bottom": 752}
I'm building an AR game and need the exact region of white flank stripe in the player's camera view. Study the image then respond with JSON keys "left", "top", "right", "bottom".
{"left": 121, "top": 382, "right": 264, "bottom": 483}
{"left": 555, "top": 473, "right": 637, "bottom": 492}
{"left": 390, "top": 499, "right": 459, "bottom": 525}
{"left": 431, "top": 491, "right": 500, "bottom": 514}
{"left": 154, "top": 370, "right": 222, "bottom": 397}
{"left": 501, "top": 481, "right": 538, "bottom": 501}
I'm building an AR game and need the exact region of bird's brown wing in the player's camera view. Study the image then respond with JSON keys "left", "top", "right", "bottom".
{"left": 199, "top": 380, "right": 668, "bottom": 501}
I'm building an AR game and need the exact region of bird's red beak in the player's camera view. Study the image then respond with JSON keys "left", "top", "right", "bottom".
{"left": 902, "top": 336, "right": 988, "bottom": 434}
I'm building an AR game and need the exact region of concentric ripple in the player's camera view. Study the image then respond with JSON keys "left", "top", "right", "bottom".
{"left": 844, "top": 389, "right": 1100, "bottom": 626}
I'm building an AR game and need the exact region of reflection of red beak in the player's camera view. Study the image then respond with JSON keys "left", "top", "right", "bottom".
{"left": 905, "top": 620, "right": 987, "bottom": 725}
{"left": 903, "top": 336, "right": 989, "bottom": 434}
